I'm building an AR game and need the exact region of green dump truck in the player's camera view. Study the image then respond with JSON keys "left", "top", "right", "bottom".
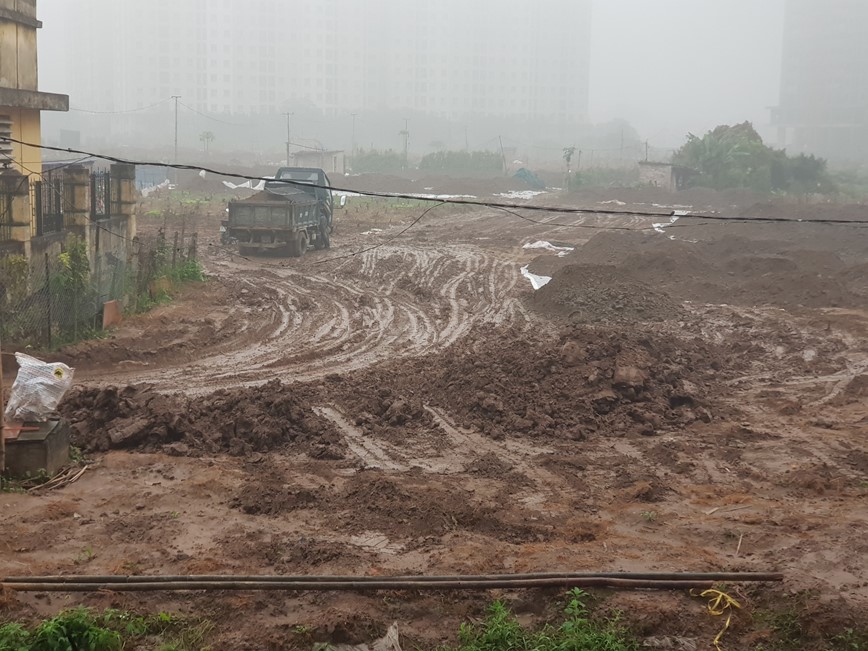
{"left": 222, "top": 167, "right": 334, "bottom": 257}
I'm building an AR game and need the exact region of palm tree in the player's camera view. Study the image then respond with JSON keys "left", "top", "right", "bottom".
{"left": 199, "top": 131, "right": 215, "bottom": 155}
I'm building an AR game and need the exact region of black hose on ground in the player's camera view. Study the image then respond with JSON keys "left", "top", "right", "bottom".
{"left": 0, "top": 572, "right": 783, "bottom": 593}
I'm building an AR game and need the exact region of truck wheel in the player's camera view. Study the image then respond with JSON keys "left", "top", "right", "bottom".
{"left": 320, "top": 224, "right": 331, "bottom": 249}
{"left": 294, "top": 231, "right": 308, "bottom": 258}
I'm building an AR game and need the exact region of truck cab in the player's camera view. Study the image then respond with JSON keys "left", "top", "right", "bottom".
{"left": 267, "top": 167, "right": 334, "bottom": 228}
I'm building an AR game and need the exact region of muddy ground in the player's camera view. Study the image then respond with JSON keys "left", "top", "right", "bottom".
{"left": 2, "top": 179, "right": 867, "bottom": 649}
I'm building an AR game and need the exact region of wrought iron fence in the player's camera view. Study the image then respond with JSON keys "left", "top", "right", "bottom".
{"left": 0, "top": 191, "right": 12, "bottom": 242}
{"left": 0, "top": 229, "right": 200, "bottom": 350}
{"left": 32, "top": 172, "right": 65, "bottom": 236}
{"left": 91, "top": 170, "right": 112, "bottom": 220}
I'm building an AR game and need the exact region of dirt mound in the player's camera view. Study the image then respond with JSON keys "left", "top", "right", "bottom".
{"left": 566, "top": 230, "right": 866, "bottom": 309}
{"left": 338, "top": 472, "right": 549, "bottom": 543}
{"left": 60, "top": 380, "right": 343, "bottom": 458}
{"left": 356, "top": 324, "right": 733, "bottom": 442}
{"left": 528, "top": 264, "right": 684, "bottom": 323}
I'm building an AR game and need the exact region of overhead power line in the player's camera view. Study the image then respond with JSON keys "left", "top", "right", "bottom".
{"left": 1, "top": 135, "right": 867, "bottom": 227}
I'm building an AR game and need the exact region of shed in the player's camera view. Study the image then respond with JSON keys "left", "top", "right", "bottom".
{"left": 292, "top": 150, "right": 346, "bottom": 175}
{"left": 638, "top": 162, "right": 693, "bottom": 192}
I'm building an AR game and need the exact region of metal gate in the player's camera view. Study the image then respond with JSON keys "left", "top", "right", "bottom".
{"left": 32, "top": 171, "right": 65, "bottom": 236}
{"left": 91, "top": 170, "right": 112, "bottom": 219}
{"left": 0, "top": 191, "right": 12, "bottom": 242}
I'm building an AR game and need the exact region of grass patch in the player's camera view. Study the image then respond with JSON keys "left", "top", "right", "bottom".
{"left": 443, "top": 589, "right": 637, "bottom": 651}
{"left": 0, "top": 608, "right": 212, "bottom": 651}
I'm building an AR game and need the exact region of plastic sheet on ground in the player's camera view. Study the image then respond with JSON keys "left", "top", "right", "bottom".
{"left": 496, "top": 190, "right": 547, "bottom": 200}
{"left": 4, "top": 353, "right": 75, "bottom": 423}
{"left": 140, "top": 179, "right": 170, "bottom": 197}
{"left": 520, "top": 264, "right": 552, "bottom": 290}
{"left": 523, "top": 240, "right": 575, "bottom": 257}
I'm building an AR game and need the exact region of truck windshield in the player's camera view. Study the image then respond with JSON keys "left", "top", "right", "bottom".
{"left": 278, "top": 171, "right": 320, "bottom": 183}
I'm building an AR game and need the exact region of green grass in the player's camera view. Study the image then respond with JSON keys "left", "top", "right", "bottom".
{"left": 442, "top": 590, "right": 637, "bottom": 651}
{"left": 0, "top": 608, "right": 212, "bottom": 651}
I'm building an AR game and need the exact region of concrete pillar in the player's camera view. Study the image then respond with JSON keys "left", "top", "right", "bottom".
{"left": 61, "top": 165, "right": 90, "bottom": 233}
{"left": 110, "top": 163, "right": 137, "bottom": 239}
{"left": 0, "top": 169, "right": 32, "bottom": 259}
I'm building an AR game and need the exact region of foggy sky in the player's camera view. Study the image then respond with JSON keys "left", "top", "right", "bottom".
{"left": 37, "top": 0, "right": 786, "bottom": 151}
{"left": 590, "top": 0, "right": 785, "bottom": 147}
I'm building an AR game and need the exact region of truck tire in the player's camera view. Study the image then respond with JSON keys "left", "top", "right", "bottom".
{"left": 314, "top": 219, "right": 331, "bottom": 250}
{"left": 291, "top": 230, "right": 308, "bottom": 258}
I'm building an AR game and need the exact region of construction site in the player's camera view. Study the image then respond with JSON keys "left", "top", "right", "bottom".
{"left": 1, "top": 172, "right": 866, "bottom": 649}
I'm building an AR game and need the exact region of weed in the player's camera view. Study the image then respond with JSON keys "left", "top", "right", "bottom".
{"left": 0, "top": 608, "right": 213, "bottom": 651}
{"left": 69, "top": 445, "right": 85, "bottom": 464}
{"left": 0, "top": 622, "right": 30, "bottom": 649}
{"left": 0, "top": 476, "right": 26, "bottom": 493}
{"left": 169, "top": 510, "right": 181, "bottom": 519}
{"left": 754, "top": 607, "right": 805, "bottom": 651}
{"left": 32, "top": 608, "right": 122, "bottom": 651}
{"left": 158, "top": 619, "right": 214, "bottom": 651}
{"left": 445, "top": 590, "right": 637, "bottom": 651}
{"left": 74, "top": 545, "right": 96, "bottom": 565}
{"left": 831, "top": 628, "right": 868, "bottom": 651}
{"left": 640, "top": 510, "right": 658, "bottom": 522}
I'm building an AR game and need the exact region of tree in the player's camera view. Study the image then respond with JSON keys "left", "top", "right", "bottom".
{"left": 563, "top": 146, "right": 576, "bottom": 171}
{"left": 673, "top": 122, "right": 832, "bottom": 193}
{"left": 199, "top": 131, "right": 215, "bottom": 155}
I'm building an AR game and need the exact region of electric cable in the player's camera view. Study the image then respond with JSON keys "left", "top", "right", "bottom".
{"left": 3, "top": 135, "right": 864, "bottom": 227}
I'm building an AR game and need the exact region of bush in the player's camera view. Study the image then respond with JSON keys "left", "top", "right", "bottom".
{"left": 419, "top": 150, "right": 503, "bottom": 174}
{"left": 353, "top": 149, "right": 406, "bottom": 173}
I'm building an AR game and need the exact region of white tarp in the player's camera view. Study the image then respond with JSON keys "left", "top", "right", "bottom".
{"left": 520, "top": 265, "right": 552, "bottom": 290}
{"left": 523, "top": 240, "right": 574, "bottom": 257}
{"left": 222, "top": 179, "right": 266, "bottom": 191}
{"left": 496, "top": 190, "right": 546, "bottom": 200}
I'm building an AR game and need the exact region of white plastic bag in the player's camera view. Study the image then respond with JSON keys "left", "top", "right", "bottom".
{"left": 3, "top": 353, "right": 74, "bottom": 422}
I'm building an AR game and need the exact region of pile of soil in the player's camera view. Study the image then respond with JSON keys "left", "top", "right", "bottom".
{"left": 353, "top": 324, "right": 735, "bottom": 441}
{"left": 60, "top": 380, "right": 343, "bottom": 458}
{"left": 337, "top": 472, "right": 548, "bottom": 543}
{"left": 544, "top": 229, "right": 868, "bottom": 309}
{"left": 527, "top": 264, "right": 684, "bottom": 323}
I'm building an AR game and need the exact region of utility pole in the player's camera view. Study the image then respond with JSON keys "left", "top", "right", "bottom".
{"left": 645, "top": 140, "right": 650, "bottom": 162}
{"left": 498, "top": 136, "right": 507, "bottom": 175}
{"left": 351, "top": 113, "right": 357, "bottom": 156}
{"left": 464, "top": 125, "right": 469, "bottom": 151}
{"left": 284, "top": 112, "right": 294, "bottom": 165}
{"left": 172, "top": 95, "right": 181, "bottom": 164}
{"left": 400, "top": 118, "right": 410, "bottom": 169}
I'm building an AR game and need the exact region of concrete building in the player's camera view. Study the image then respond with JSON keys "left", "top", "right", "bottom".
{"left": 39, "top": 0, "right": 591, "bottom": 148}
{"left": 0, "top": 0, "right": 68, "bottom": 176}
{"left": 772, "top": 0, "right": 868, "bottom": 162}
{"left": 638, "top": 162, "right": 692, "bottom": 192}
{"left": 292, "top": 150, "right": 346, "bottom": 176}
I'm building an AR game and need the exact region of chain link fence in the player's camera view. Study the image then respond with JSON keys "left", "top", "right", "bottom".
{"left": 0, "top": 230, "right": 200, "bottom": 350}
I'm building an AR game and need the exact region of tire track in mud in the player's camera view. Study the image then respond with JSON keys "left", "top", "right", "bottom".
{"left": 92, "top": 243, "right": 532, "bottom": 393}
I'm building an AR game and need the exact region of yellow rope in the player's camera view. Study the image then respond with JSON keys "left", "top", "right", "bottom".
{"left": 691, "top": 588, "right": 742, "bottom": 651}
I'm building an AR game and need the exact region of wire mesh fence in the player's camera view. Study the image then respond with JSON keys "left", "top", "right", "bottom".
{"left": 0, "top": 229, "right": 199, "bottom": 350}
